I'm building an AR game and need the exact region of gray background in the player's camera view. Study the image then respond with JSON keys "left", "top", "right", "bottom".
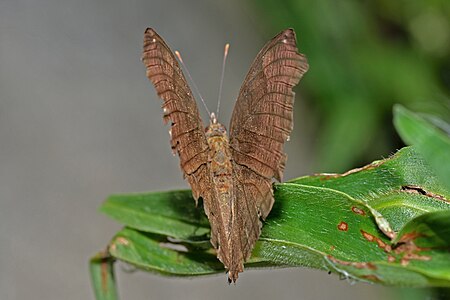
{"left": 0, "top": 0, "right": 397, "bottom": 299}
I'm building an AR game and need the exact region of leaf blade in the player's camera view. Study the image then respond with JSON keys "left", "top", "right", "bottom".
{"left": 89, "top": 252, "right": 118, "bottom": 300}
{"left": 394, "top": 105, "right": 450, "bottom": 190}
{"left": 98, "top": 147, "right": 450, "bottom": 287}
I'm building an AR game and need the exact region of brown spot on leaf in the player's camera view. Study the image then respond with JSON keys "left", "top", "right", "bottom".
{"left": 359, "top": 230, "right": 433, "bottom": 265}
{"left": 394, "top": 232, "right": 432, "bottom": 266}
{"left": 361, "top": 274, "right": 382, "bottom": 282}
{"left": 360, "top": 230, "right": 392, "bottom": 252}
{"left": 377, "top": 239, "right": 390, "bottom": 252}
{"left": 361, "top": 230, "right": 374, "bottom": 242}
{"left": 109, "top": 237, "right": 129, "bottom": 253}
{"left": 327, "top": 255, "right": 377, "bottom": 270}
{"left": 359, "top": 262, "right": 377, "bottom": 270}
{"left": 397, "top": 231, "right": 424, "bottom": 244}
{"left": 109, "top": 244, "right": 116, "bottom": 252}
{"left": 332, "top": 229, "right": 433, "bottom": 270}
{"left": 400, "top": 252, "right": 431, "bottom": 266}
{"left": 351, "top": 206, "right": 366, "bottom": 216}
{"left": 337, "top": 221, "right": 348, "bottom": 231}
{"left": 116, "top": 237, "right": 130, "bottom": 246}
{"left": 96, "top": 251, "right": 113, "bottom": 294}
{"left": 101, "top": 259, "right": 109, "bottom": 293}
{"left": 318, "top": 161, "right": 384, "bottom": 180}
{"left": 401, "top": 185, "right": 448, "bottom": 202}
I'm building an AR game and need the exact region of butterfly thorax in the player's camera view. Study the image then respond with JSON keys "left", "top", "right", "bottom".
{"left": 205, "top": 122, "right": 233, "bottom": 192}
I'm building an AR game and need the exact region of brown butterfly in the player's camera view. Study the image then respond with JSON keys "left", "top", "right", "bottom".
{"left": 142, "top": 28, "right": 308, "bottom": 282}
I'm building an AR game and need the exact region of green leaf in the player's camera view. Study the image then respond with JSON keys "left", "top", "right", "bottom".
{"left": 108, "top": 228, "right": 274, "bottom": 277}
{"left": 392, "top": 210, "right": 450, "bottom": 282}
{"left": 98, "top": 147, "right": 450, "bottom": 287}
{"left": 289, "top": 147, "right": 450, "bottom": 232}
{"left": 259, "top": 184, "right": 450, "bottom": 287}
{"left": 100, "top": 190, "right": 210, "bottom": 241}
{"left": 109, "top": 228, "right": 223, "bottom": 276}
{"left": 89, "top": 252, "right": 118, "bottom": 300}
{"left": 394, "top": 105, "right": 450, "bottom": 190}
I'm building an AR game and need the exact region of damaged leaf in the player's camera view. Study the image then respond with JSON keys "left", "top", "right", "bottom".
{"left": 96, "top": 147, "right": 450, "bottom": 288}
{"left": 289, "top": 147, "right": 449, "bottom": 232}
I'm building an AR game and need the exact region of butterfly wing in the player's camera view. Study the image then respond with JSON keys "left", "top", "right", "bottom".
{"left": 227, "top": 29, "right": 309, "bottom": 280}
{"left": 142, "top": 28, "right": 210, "bottom": 202}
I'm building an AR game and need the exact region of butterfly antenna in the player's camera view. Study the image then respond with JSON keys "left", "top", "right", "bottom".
{"left": 216, "top": 43, "right": 229, "bottom": 119}
{"left": 175, "top": 50, "right": 211, "bottom": 116}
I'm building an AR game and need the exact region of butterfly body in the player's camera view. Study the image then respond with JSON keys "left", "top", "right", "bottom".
{"left": 206, "top": 122, "right": 233, "bottom": 199}
{"left": 142, "top": 28, "right": 308, "bottom": 282}
{"left": 205, "top": 121, "right": 236, "bottom": 273}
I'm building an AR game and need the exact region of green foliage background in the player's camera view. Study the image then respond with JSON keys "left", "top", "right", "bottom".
{"left": 252, "top": 0, "right": 450, "bottom": 172}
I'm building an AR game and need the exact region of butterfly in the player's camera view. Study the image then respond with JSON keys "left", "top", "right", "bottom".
{"left": 142, "top": 28, "right": 308, "bottom": 282}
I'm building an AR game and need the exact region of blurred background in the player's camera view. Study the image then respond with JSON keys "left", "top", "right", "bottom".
{"left": 1, "top": 0, "right": 449, "bottom": 299}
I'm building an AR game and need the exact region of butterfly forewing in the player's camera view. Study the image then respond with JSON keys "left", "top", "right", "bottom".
{"left": 230, "top": 29, "right": 308, "bottom": 183}
{"left": 227, "top": 29, "right": 309, "bottom": 279}
{"left": 142, "top": 29, "right": 210, "bottom": 199}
